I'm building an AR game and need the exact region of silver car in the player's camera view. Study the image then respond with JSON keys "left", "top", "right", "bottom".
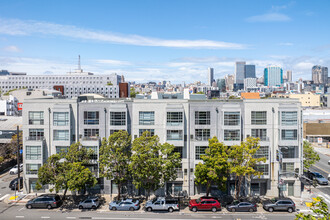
{"left": 145, "top": 198, "right": 179, "bottom": 212}
{"left": 109, "top": 199, "right": 140, "bottom": 211}
{"left": 78, "top": 197, "right": 100, "bottom": 210}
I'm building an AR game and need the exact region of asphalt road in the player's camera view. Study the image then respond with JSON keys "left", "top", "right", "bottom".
{"left": 0, "top": 171, "right": 19, "bottom": 202}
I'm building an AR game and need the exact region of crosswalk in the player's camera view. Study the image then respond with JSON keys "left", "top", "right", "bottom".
{"left": 318, "top": 193, "right": 330, "bottom": 204}
{"left": 0, "top": 193, "right": 10, "bottom": 201}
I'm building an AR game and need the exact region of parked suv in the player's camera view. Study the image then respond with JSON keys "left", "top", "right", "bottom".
{"left": 263, "top": 198, "right": 295, "bottom": 213}
{"left": 26, "top": 194, "right": 62, "bottom": 209}
{"left": 78, "top": 196, "right": 100, "bottom": 210}
{"left": 189, "top": 197, "right": 221, "bottom": 212}
{"left": 145, "top": 197, "right": 179, "bottom": 212}
{"left": 9, "top": 164, "right": 23, "bottom": 175}
{"left": 9, "top": 177, "right": 23, "bottom": 190}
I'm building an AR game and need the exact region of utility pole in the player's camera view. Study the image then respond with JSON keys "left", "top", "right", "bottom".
{"left": 16, "top": 125, "right": 20, "bottom": 193}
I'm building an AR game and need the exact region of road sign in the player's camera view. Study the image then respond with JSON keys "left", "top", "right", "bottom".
{"left": 20, "top": 149, "right": 23, "bottom": 154}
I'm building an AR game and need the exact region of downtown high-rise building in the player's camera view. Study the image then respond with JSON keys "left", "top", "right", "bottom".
{"left": 264, "top": 65, "right": 283, "bottom": 87}
{"left": 208, "top": 67, "right": 214, "bottom": 86}
{"left": 235, "top": 61, "right": 246, "bottom": 84}
{"left": 286, "top": 70, "right": 292, "bottom": 82}
{"left": 312, "top": 65, "right": 328, "bottom": 84}
{"left": 244, "top": 64, "right": 256, "bottom": 78}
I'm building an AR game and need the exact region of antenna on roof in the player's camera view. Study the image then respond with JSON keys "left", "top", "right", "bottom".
{"left": 78, "top": 55, "right": 81, "bottom": 70}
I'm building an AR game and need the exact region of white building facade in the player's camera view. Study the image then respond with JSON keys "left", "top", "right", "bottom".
{"left": 0, "top": 95, "right": 18, "bottom": 116}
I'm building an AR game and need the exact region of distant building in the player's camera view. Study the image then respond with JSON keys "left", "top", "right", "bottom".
{"left": 0, "top": 95, "right": 18, "bottom": 116}
{"left": 312, "top": 65, "right": 328, "bottom": 84}
{"left": 286, "top": 70, "right": 292, "bottom": 82}
{"left": 216, "top": 79, "right": 226, "bottom": 92}
{"left": 244, "top": 65, "right": 256, "bottom": 78}
{"left": 225, "top": 74, "right": 235, "bottom": 91}
{"left": 244, "top": 78, "right": 257, "bottom": 91}
{"left": 240, "top": 92, "right": 260, "bottom": 99}
{"left": 208, "top": 67, "right": 214, "bottom": 86}
{"left": 271, "top": 92, "right": 320, "bottom": 107}
{"left": 0, "top": 70, "right": 26, "bottom": 76}
{"left": 264, "top": 65, "right": 283, "bottom": 87}
{"left": 235, "top": 61, "right": 246, "bottom": 84}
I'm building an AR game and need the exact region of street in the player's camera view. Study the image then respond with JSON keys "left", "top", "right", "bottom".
{"left": 0, "top": 171, "right": 18, "bottom": 202}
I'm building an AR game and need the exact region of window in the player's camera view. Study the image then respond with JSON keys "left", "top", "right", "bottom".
{"left": 224, "top": 112, "right": 240, "bottom": 126}
{"left": 195, "top": 111, "right": 210, "bottom": 125}
{"left": 84, "top": 129, "right": 99, "bottom": 137}
{"left": 251, "top": 111, "right": 267, "bottom": 125}
{"left": 254, "top": 146, "right": 269, "bottom": 159}
{"left": 84, "top": 111, "right": 99, "bottom": 125}
{"left": 110, "top": 112, "right": 126, "bottom": 126}
{"left": 26, "top": 146, "right": 41, "bottom": 160}
{"left": 53, "top": 130, "right": 69, "bottom": 141}
{"left": 195, "top": 129, "right": 210, "bottom": 141}
{"left": 53, "top": 112, "right": 69, "bottom": 126}
{"left": 224, "top": 129, "right": 240, "bottom": 141}
{"left": 173, "top": 146, "right": 183, "bottom": 159}
{"left": 283, "top": 163, "right": 294, "bottom": 173}
{"left": 251, "top": 129, "right": 267, "bottom": 141}
{"left": 281, "top": 111, "right": 297, "bottom": 126}
{"left": 281, "top": 146, "right": 298, "bottom": 158}
{"left": 29, "top": 111, "right": 44, "bottom": 125}
{"left": 56, "top": 146, "right": 69, "bottom": 154}
{"left": 195, "top": 146, "right": 208, "bottom": 160}
{"left": 29, "top": 129, "right": 44, "bottom": 140}
{"left": 167, "top": 112, "right": 183, "bottom": 126}
{"left": 139, "top": 111, "right": 154, "bottom": 125}
{"left": 255, "top": 164, "right": 269, "bottom": 175}
{"left": 26, "top": 164, "right": 41, "bottom": 175}
{"left": 110, "top": 129, "right": 120, "bottom": 135}
{"left": 139, "top": 129, "right": 154, "bottom": 137}
{"left": 167, "top": 130, "right": 183, "bottom": 140}
{"left": 84, "top": 146, "right": 98, "bottom": 160}
{"left": 281, "top": 130, "right": 297, "bottom": 140}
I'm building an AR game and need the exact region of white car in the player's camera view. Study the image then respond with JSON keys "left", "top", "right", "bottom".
{"left": 9, "top": 164, "right": 23, "bottom": 175}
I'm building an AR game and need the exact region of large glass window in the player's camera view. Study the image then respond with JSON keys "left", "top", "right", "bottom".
{"left": 251, "top": 129, "right": 267, "bottom": 141}
{"left": 29, "top": 129, "right": 44, "bottom": 140}
{"left": 281, "top": 130, "right": 297, "bottom": 140}
{"left": 251, "top": 111, "right": 267, "bottom": 125}
{"left": 195, "top": 146, "right": 208, "bottom": 160}
{"left": 139, "top": 111, "right": 155, "bottom": 125}
{"left": 56, "top": 146, "right": 69, "bottom": 154}
{"left": 84, "top": 111, "right": 99, "bottom": 125}
{"left": 53, "top": 112, "right": 69, "bottom": 126}
{"left": 84, "top": 129, "right": 99, "bottom": 137}
{"left": 254, "top": 146, "right": 269, "bottom": 160}
{"left": 167, "top": 112, "right": 183, "bottom": 126}
{"left": 195, "top": 111, "right": 210, "bottom": 125}
{"left": 224, "top": 112, "right": 240, "bottom": 126}
{"left": 29, "top": 111, "right": 44, "bottom": 125}
{"left": 53, "top": 130, "right": 69, "bottom": 141}
{"left": 224, "top": 129, "right": 240, "bottom": 141}
{"left": 110, "top": 112, "right": 126, "bottom": 126}
{"left": 139, "top": 129, "right": 155, "bottom": 137}
{"left": 26, "top": 164, "right": 41, "bottom": 175}
{"left": 195, "top": 129, "right": 210, "bottom": 141}
{"left": 255, "top": 164, "right": 269, "bottom": 175}
{"left": 167, "top": 130, "right": 183, "bottom": 140}
{"left": 26, "top": 146, "right": 41, "bottom": 160}
{"left": 281, "top": 111, "right": 297, "bottom": 126}
{"left": 280, "top": 146, "right": 298, "bottom": 158}
{"left": 283, "top": 162, "right": 294, "bottom": 173}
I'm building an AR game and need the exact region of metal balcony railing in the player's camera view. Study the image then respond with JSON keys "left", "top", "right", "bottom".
{"left": 26, "top": 136, "right": 45, "bottom": 141}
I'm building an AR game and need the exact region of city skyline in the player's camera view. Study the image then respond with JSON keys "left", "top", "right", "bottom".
{"left": 0, "top": 0, "right": 330, "bottom": 83}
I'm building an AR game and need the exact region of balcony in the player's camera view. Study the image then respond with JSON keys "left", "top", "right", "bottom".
{"left": 26, "top": 136, "right": 45, "bottom": 141}
{"left": 80, "top": 136, "right": 100, "bottom": 141}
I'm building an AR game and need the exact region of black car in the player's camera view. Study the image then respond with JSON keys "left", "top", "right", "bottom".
{"left": 9, "top": 177, "right": 23, "bottom": 190}
{"left": 227, "top": 201, "right": 257, "bottom": 212}
{"left": 26, "top": 194, "right": 62, "bottom": 209}
{"left": 263, "top": 198, "right": 295, "bottom": 213}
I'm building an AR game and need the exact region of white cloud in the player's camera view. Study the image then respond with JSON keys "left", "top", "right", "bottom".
{"left": 0, "top": 18, "right": 246, "bottom": 49}
{"left": 246, "top": 13, "right": 291, "bottom": 22}
{"left": 3, "top": 45, "right": 21, "bottom": 52}
{"left": 95, "top": 59, "right": 131, "bottom": 66}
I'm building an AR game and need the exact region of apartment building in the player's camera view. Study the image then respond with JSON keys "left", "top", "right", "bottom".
{"left": 22, "top": 96, "right": 303, "bottom": 197}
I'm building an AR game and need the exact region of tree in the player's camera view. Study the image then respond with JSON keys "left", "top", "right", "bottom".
{"left": 229, "top": 137, "right": 266, "bottom": 199}
{"left": 303, "top": 140, "right": 320, "bottom": 170}
{"left": 99, "top": 130, "right": 131, "bottom": 199}
{"left": 36, "top": 142, "right": 97, "bottom": 200}
{"left": 130, "top": 87, "right": 138, "bottom": 98}
{"left": 0, "top": 131, "right": 23, "bottom": 160}
{"left": 295, "top": 197, "right": 329, "bottom": 220}
{"left": 129, "top": 132, "right": 181, "bottom": 200}
{"left": 194, "top": 137, "right": 230, "bottom": 196}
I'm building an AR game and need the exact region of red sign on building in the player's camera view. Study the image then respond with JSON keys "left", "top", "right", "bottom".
{"left": 18, "top": 103, "right": 23, "bottom": 111}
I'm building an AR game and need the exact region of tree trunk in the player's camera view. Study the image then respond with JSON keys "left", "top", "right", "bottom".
{"left": 206, "top": 180, "right": 211, "bottom": 197}
{"left": 62, "top": 187, "right": 68, "bottom": 201}
{"left": 237, "top": 176, "right": 243, "bottom": 200}
{"left": 118, "top": 182, "right": 121, "bottom": 200}
{"left": 146, "top": 188, "right": 150, "bottom": 201}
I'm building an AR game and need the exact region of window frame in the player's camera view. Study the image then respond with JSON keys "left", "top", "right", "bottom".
{"left": 110, "top": 112, "right": 126, "bottom": 126}
{"left": 251, "top": 111, "right": 267, "bottom": 125}
{"left": 224, "top": 112, "right": 240, "bottom": 126}
{"left": 195, "top": 111, "right": 211, "bottom": 125}
{"left": 139, "top": 111, "right": 155, "bottom": 125}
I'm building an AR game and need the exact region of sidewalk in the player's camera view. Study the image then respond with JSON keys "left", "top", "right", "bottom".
{"left": 314, "top": 147, "right": 330, "bottom": 156}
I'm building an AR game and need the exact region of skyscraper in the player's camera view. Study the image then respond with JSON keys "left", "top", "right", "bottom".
{"left": 244, "top": 64, "right": 256, "bottom": 78}
{"left": 286, "top": 70, "right": 292, "bottom": 82}
{"left": 208, "top": 67, "right": 214, "bottom": 86}
{"left": 235, "top": 61, "right": 246, "bottom": 84}
{"left": 312, "top": 65, "right": 328, "bottom": 84}
{"left": 264, "top": 65, "right": 283, "bottom": 87}
{"left": 322, "top": 67, "right": 328, "bottom": 84}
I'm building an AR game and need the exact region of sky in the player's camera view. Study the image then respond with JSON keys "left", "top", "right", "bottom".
{"left": 0, "top": 0, "right": 330, "bottom": 83}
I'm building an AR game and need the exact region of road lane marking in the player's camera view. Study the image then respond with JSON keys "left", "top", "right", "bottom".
{"left": 19, "top": 207, "right": 25, "bottom": 212}
{"left": 312, "top": 164, "right": 330, "bottom": 175}
{"left": 0, "top": 194, "right": 9, "bottom": 201}
{"left": 66, "top": 217, "right": 76, "bottom": 219}
{"left": 41, "top": 217, "right": 50, "bottom": 219}
{"left": 15, "top": 216, "right": 24, "bottom": 218}
{"left": 318, "top": 194, "right": 330, "bottom": 204}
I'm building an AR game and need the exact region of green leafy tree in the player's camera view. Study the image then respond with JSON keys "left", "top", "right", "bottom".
{"left": 36, "top": 142, "right": 97, "bottom": 200}
{"left": 229, "top": 137, "right": 266, "bottom": 199}
{"left": 194, "top": 137, "right": 230, "bottom": 196}
{"left": 130, "top": 87, "right": 138, "bottom": 98}
{"left": 99, "top": 130, "right": 131, "bottom": 199}
{"left": 303, "top": 140, "right": 320, "bottom": 170}
{"left": 129, "top": 132, "right": 181, "bottom": 200}
{"left": 295, "top": 197, "right": 329, "bottom": 220}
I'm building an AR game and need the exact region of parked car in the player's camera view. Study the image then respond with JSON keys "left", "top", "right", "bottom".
{"left": 78, "top": 196, "right": 100, "bottom": 210}
{"left": 189, "top": 197, "right": 221, "bottom": 212}
{"left": 263, "top": 198, "right": 295, "bottom": 213}
{"left": 109, "top": 199, "right": 140, "bottom": 211}
{"left": 9, "top": 164, "right": 23, "bottom": 175}
{"left": 308, "top": 172, "right": 329, "bottom": 185}
{"left": 145, "top": 197, "right": 179, "bottom": 212}
{"left": 227, "top": 201, "right": 257, "bottom": 212}
{"left": 26, "top": 194, "right": 62, "bottom": 209}
{"left": 9, "top": 177, "right": 23, "bottom": 190}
